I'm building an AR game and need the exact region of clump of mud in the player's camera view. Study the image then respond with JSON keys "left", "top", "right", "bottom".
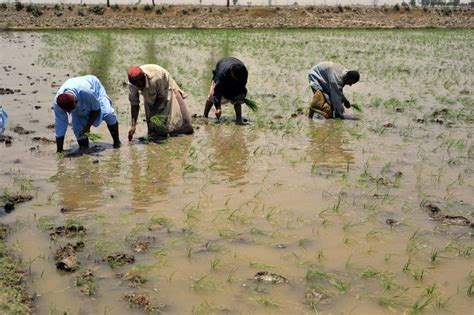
{"left": 106, "top": 252, "right": 135, "bottom": 268}
{"left": 1, "top": 193, "right": 33, "bottom": 213}
{"left": 12, "top": 125, "right": 34, "bottom": 135}
{"left": 422, "top": 202, "right": 473, "bottom": 227}
{"left": 54, "top": 242, "right": 84, "bottom": 272}
{"left": 131, "top": 236, "right": 155, "bottom": 254}
{"left": 117, "top": 273, "right": 147, "bottom": 287}
{"left": 0, "top": 87, "right": 15, "bottom": 95}
{"left": 305, "top": 288, "right": 331, "bottom": 307}
{"left": 0, "top": 134, "right": 13, "bottom": 145}
{"left": 32, "top": 137, "right": 55, "bottom": 144}
{"left": 74, "top": 269, "right": 97, "bottom": 296}
{"left": 124, "top": 291, "right": 163, "bottom": 313}
{"left": 49, "top": 225, "right": 86, "bottom": 240}
{"left": 253, "top": 271, "right": 288, "bottom": 284}
{"left": 0, "top": 223, "right": 9, "bottom": 239}
{"left": 2, "top": 193, "right": 33, "bottom": 204}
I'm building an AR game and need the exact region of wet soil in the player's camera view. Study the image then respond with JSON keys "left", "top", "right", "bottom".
{"left": 1, "top": 29, "right": 472, "bottom": 314}
{"left": 0, "top": 5, "right": 472, "bottom": 29}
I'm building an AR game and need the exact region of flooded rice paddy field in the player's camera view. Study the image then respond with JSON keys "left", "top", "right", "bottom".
{"left": 0, "top": 29, "right": 473, "bottom": 314}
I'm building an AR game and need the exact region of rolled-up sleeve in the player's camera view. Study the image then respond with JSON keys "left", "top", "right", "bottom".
{"left": 54, "top": 103, "right": 68, "bottom": 137}
{"left": 129, "top": 84, "right": 140, "bottom": 107}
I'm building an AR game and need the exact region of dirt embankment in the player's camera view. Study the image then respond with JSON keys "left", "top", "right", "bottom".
{"left": 0, "top": 4, "right": 473, "bottom": 29}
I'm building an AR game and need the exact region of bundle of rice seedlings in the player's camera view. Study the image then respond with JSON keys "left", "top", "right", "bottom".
{"left": 243, "top": 98, "right": 258, "bottom": 112}
{"left": 150, "top": 115, "right": 167, "bottom": 128}
{"left": 84, "top": 132, "right": 102, "bottom": 141}
{"left": 351, "top": 104, "right": 362, "bottom": 112}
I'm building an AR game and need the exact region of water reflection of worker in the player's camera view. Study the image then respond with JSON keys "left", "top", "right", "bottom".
{"left": 308, "top": 62, "right": 359, "bottom": 119}
{"left": 128, "top": 137, "right": 192, "bottom": 209}
{"left": 205, "top": 125, "right": 249, "bottom": 182}
{"left": 55, "top": 156, "right": 105, "bottom": 211}
{"left": 204, "top": 57, "right": 248, "bottom": 124}
{"left": 307, "top": 121, "right": 354, "bottom": 166}
{"left": 127, "top": 65, "right": 194, "bottom": 141}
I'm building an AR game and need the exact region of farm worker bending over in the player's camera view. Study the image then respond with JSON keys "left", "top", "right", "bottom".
{"left": 308, "top": 62, "right": 360, "bottom": 119}
{"left": 204, "top": 57, "right": 248, "bottom": 124}
{"left": 54, "top": 75, "right": 121, "bottom": 153}
{"left": 127, "top": 64, "right": 194, "bottom": 141}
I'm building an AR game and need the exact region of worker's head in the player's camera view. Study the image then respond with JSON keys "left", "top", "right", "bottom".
{"left": 230, "top": 63, "right": 248, "bottom": 82}
{"left": 343, "top": 70, "right": 360, "bottom": 86}
{"left": 57, "top": 92, "right": 76, "bottom": 113}
{"left": 128, "top": 66, "right": 146, "bottom": 90}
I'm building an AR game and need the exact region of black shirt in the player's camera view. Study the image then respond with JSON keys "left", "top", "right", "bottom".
{"left": 212, "top": 57, "right": 248, "bottom": 109}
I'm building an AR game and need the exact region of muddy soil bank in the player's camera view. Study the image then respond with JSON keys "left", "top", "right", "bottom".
{"left": 0, "top": 4, "right": 473, "bottom": 29}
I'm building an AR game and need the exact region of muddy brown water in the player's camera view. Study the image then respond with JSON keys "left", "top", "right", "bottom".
{"left": 0, "top": 30, "right": 473, "bottom": 314}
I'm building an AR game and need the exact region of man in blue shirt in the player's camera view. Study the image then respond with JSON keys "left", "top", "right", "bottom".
{"left": 308, "top": 62, "right": 359, "bottom": 119}
{"left": 54, "top": 75, "right": 120, "bottom": 152}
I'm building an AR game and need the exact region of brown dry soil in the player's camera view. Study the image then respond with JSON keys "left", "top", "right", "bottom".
{"left": 0, "top": 4, "right": 473, "bottom": 29}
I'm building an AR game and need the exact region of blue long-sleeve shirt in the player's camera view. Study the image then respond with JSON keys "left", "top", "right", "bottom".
{"left": 308, "top": 62, "right": 348, "bottom": 118}
{"left": 54, "top": 75, "right": 113, "bottom": 138}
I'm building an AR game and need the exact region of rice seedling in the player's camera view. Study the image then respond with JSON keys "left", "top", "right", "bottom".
{"left": 83, "top": 132, "right": 102, "bottom": 141}
{"left": 351, "top": 103, "right": 362, "bottom": 112}
{"left": 190, "top": 275, "right": 216, "bottom": 291}
{"left": 209, "top": 256, "right": 222, "bottom": 271}
{"left": 409, "top": 293, "right": 433, "bottom": 315}
{"left": 250, "top": 292, "right": 279, "bottom": 307}
{"left": 243, "top": 98, "right": 258, "bottom": 112}
{"left": 249, "top": 261, "right": 273, "bottom": 269}
{"left": 305, "top": 269, "right": 348, "bottom": 294}
{"left": 192, "top": 301, "right": 211, "bottom": 315}
{"left": 467, "top": 272, "right": 474, "bottom": 297}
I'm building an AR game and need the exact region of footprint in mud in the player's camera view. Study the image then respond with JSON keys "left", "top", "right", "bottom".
{"left": 55, "top": 242, "right": 84, "bottom": 272}
{"left": 131, "top": 236, "right": 155, "bottom": 254}
{"left": 252, "top": 271, "right": 289, "bottom": 284}
{"left": 123, "top": 291, "right": 164, "bottom": 313}
{"left": 105, "top": 252, "right": 135, "bottom": 268}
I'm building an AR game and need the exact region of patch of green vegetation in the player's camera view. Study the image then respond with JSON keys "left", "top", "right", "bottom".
{"left": 305, "top": 269, "right": 348, "bottom": 294}
{"left": 0, "top": 224, "right": 32, "bottom": 314}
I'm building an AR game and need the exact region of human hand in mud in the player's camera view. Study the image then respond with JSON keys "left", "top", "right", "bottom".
{"left": 128, "top": 126, "right": 136, "bottom": 141}
{"left": 80, "top": 127, "right": 91, "bottom": 137}
{"left": 343, "top": 99, "right": 351, "bottom": 108}
{"left": 215, "top": 108, "right": 222, "bottom": 120}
